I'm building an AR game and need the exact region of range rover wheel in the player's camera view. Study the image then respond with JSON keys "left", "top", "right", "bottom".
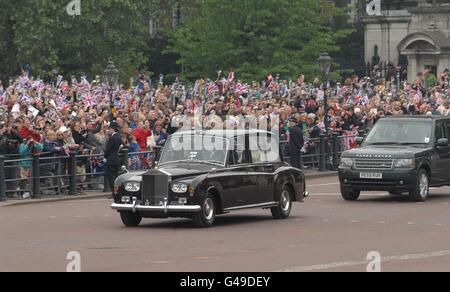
{"left": 409, "top": 169, "right": 429, "bottom": 202}
{"left": 271, "top": 186, "right": 292, "bottom": 220}
{"left": 120, "top": 212, "right": 142, "bottom": 227}
{"left": 341, "top": 188, "right": 361, "bottom": 201}
{"left": 193, "top": 195, "right": 216, "bottom": 228}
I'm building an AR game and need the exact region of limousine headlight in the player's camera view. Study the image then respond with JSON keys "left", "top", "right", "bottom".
{"left": 124, "top": 182, "right": 141, "bottom": 192}
{"left": 341, "top": 158, "right": 354, "bottom": 168}
{"left": 394, "top": 159, "right": 415, "bottom": 168}
{"left": 172, "top": 183, "right": 189, "bottom": 193}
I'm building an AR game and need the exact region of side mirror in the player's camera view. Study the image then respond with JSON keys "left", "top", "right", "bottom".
{"left": 437, "top": 138, "right": 449, "bottom": 147}
{"left": 356, "top": 137, "right": 364, "bottom": 146}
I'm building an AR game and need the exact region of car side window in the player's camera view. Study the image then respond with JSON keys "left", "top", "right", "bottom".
{"left": 435, "top": 122, "right": 445, "bottom": 143}
{"left": 445, "top": 120, "right": 450, "bottom": 140}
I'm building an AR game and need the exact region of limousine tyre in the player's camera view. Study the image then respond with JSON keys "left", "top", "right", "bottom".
{"left": 120, "top": 212, "right": 142, "bottom": 227}
{"left": 409, "top": 169, "right": 429, "bottom": 202}
{"left": 271, "top": 186, "right": 292, "bottom": 220}
{"left": 341, "top": 189, "right": 361, "bottom": 201}
{"left": 193, "top": 195, "right": 216, "bottom": 228}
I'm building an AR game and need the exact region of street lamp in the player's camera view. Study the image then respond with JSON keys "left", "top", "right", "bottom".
{"left": 317, "top": 51, "right": 333, "bottom": 135}
{"left": 103, "top": 59, "right": 119, "bottom": 121}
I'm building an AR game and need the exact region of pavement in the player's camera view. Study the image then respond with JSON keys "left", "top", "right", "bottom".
{"left": 1, "top": 174, "right": 450, "bottom": 272}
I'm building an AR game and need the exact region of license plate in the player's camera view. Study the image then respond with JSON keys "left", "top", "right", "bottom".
{"left": 360, "top": 173, "right": 383, "bottom": 179}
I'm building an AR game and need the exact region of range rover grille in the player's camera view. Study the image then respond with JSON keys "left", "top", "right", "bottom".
{"left": 354, "top": 158, "right": 393, "bottom": 170}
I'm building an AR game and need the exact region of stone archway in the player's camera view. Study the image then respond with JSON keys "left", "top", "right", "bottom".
{"left": 398, "top": 31, "right": 450, "bottom": 82}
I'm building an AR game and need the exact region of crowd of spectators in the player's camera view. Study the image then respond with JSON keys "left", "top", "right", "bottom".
{"left": 0, "top": 68, "right": 449, "bottom": 198}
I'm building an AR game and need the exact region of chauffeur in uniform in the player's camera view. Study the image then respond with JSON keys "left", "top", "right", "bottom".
{"left": 104, "top": 121, "right": 122, "bottom": 197}
{"left": 288, "top": 117, "right": 304, "bottom": 170}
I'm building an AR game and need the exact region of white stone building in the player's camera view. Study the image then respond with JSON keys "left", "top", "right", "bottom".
{"left": 361, "top": 0, "right": 450, "bottom": 82}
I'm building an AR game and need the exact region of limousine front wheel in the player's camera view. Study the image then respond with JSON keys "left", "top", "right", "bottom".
{"left": 120, "top": 212, "right": 142, "bottom": 227}
{"left": 193, "top": 195, "right": 216, "bottom": 228}
{"left": 271, "top": 186, "right": 292, "bottom": 220}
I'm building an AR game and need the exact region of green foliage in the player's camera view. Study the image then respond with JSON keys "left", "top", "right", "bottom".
{"left": 167, "top": 0, "right": 353, "bottom": 82}
{"left": 9, "top": 0, "right": 152, "bottom": 83}
{"left": 0, "top": 0, "right": 355, "bottom": 84}
{"left": 425, "top": 73, "right": 438, "bottom": 88}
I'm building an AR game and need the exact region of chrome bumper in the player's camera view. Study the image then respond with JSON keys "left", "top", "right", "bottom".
{"left": 111, "top": 197, "right": 201, "bottom": 214}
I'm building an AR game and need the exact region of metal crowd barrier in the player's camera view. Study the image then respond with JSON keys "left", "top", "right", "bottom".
{"left": 0, "top": 134, "right": 359, "bottom": 202}
{"left": 280, "top": 132, "right": 360, "bottom": 171}
{"left": 0, "top": 150, "right": 158, "bottom": 201}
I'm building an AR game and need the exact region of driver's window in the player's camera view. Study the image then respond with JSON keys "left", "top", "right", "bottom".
{"left": 435, "top": 122, "right": 445, "bottom": 143}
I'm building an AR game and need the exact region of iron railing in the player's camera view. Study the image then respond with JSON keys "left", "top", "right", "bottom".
{"left": 0, "top": 134, "right": 360, "bottom": 202}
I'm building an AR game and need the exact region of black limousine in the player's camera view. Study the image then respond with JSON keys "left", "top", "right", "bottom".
{"left": 111, "top": 129, "right": 309, "bottom": 228}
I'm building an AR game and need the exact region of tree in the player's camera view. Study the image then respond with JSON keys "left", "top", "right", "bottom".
{"left": 0, "top": 0, "right": 19, "bottom": 82}
{"left": 11, "top": 0, "right": 152, "bottom": 83}
{"left": 167, "top": 0, "right": 353, "bottom": 82}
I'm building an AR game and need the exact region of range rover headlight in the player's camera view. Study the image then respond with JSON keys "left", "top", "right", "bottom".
{"left": 341, "top": 158, "right": 354, "bottom": 168}
{"left": 394, "top": 159, "right": 415, "bottom": 168}
{"left": 172, "top": 183, "right": 189, "bottom": 193}
{"left": 124, "top": 182, "right": 141, "bottom": 192}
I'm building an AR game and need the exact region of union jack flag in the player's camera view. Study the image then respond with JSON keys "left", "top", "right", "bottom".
{"left": 228, "top": 71, "right": 235, "bottom": 82}
{"left": 82, "top": 93, "right": 96, "bottom": 108}
{"left": 208, "top": 83, "right": 219, "bottom": 96}
{"left": 235, "top": 83, "right": 249, "bottom": 95}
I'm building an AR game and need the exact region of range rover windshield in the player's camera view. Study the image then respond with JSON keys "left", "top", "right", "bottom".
{"left": 364, "top": 119, "right": 432, "bottom": 146}
{"left": 159, "top": 135, "right": 229, "bottom": 166}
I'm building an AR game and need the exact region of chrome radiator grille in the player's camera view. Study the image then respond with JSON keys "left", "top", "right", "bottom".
{"left": 142, "top": 171, "right": 169, "bottom": 205}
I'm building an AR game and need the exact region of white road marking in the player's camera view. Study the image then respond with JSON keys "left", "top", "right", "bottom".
{"left": 277, "top": 250, "right": 450, "bottom": 272}
{"left": 379, "top": 221, "right": 385, "bottom": 224}
{"left": 436, "top": 224, "right": 444, "bottom": 227}
{"left": 50, "top": 216, "right": 56, "bottom": 219}
{"left": 23, "top": 217, "right": 30, "bottom": 220}
{"left": 407, "top": 222, "right": 415, "bottom": 225}
{"left": 103, "top": 215, "right": 110, "bottom": 217}
{"left": 310, "top": 193, "right": 387, "bottom": 197}
{"left": 322, "top": 219, "right": 330, "bottom": 222}
{"left": 350, "top": 220, "right": 358, "bottom": 223}
{"left": 76, "top": 216, "right": 83, "bottom": 219}
{"left": 152, "top": 260, "right": 173, "bottom": 264}
{"left": 442, "top": 203, "right": 449, "bottom": 205}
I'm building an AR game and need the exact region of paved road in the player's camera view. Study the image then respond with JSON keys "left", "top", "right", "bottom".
{"left": 1, "top": 175, "right": 450, "bottom": 272}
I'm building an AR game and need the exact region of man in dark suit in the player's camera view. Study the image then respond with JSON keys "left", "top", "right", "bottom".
{"left": 288, "top": 117, "right": 304, "bottom": 169}
{"left": 104, "top": 121, "right": 121, "bottom": 197}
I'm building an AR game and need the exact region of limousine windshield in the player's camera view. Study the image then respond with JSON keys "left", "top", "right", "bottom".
{"left": 159, "top": 135, "right": 229, "bottom": 166}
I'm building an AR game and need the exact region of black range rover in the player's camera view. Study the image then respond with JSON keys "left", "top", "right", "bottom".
{"left": 339, "top": 116, "right": 450, "bottom": 202}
